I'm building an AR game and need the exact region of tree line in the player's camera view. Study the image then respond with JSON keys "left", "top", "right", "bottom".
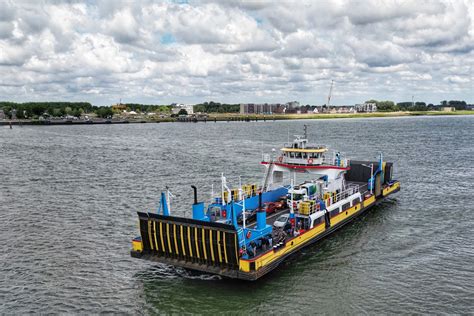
{"left": 366, "top": 100, "right": 470, "bottom": 112}
{"left": 194, "top": 101, "right": 240, "bottom": 113}
{"left": 0, "top": 102, "right": 94, "bottom": 119}
{"left": 0, "top": 102, "right": 173, "bottom": 119}
{"left": 121, "top": 103, "right": 172, "bottom": 113}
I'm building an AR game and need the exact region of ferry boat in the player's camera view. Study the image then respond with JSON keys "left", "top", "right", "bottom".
{"left": 130, "top": 126, "right": 400, "bottom": 280}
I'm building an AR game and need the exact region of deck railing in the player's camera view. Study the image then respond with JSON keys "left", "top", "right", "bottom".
{"left": 262, "top": 153, "right": 349, "bottom": 168}
{"left": 328, "top": 184, "right": 360, "bottom": 204}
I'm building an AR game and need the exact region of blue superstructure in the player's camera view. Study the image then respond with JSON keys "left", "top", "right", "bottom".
{"left": 202, "top": 185, "right": 289, "bottom": 256}
{"left": 166, "top": 184, "right": 290, "bottom": 257}
{"left": 207, "top": 186, "right": 289, "bottom": 220}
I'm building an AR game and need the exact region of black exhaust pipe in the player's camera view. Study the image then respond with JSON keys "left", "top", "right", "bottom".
{"left": 258, "top": 192, "right": 263, "bottom": 212}
{"left": 191, "top": 185, "right": 198, "bottom": 204}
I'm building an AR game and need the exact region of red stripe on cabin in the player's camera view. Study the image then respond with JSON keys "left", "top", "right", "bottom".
{"left": 260, "top": 161, "right": 350, "bottom": 171}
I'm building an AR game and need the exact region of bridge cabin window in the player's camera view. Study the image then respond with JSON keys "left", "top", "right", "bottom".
{"left": 209, "top": 206, "right": 224, "bottom": 220}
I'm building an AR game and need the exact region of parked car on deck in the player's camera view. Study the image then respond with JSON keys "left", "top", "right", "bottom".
{"left": 264, "top": 200, "right": 287, "bottom": 215}
{"left": 273, "top": 213, "right": 291, "bottom": 231}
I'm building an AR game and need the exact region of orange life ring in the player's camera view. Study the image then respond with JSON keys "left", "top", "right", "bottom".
{"left": 307, "top": 158, "right": 314, "bottom": 164}
{"left": 246, "top": 230, "right": 251, "bottom": 239}
{"left": 278, "top": 156, "right": 283, "bottom": 163}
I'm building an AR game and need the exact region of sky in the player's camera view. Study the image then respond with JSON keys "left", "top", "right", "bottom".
{"left": 0, "top": 0, "right": 473, "bottom": 106}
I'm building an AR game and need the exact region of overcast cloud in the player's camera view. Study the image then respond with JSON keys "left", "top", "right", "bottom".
{"left": 0, "top": 0, "right": 472, "bottom": 105}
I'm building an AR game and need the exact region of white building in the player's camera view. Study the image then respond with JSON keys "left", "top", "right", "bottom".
{"left": 172, "top": 104, "right": 194, "bottom": 115}
{"left": 355, "top": 102, "right": 377, "bottom": 113}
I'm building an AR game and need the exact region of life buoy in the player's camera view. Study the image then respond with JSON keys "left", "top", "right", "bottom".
{"left": 278, "top": 156, "right": 283, "bottom": 163}
{"left": 246, "top": 231, "right": 252, "bottom": 239}
{"left": 307, "top": 158, "right": 314, "bottom": 164}
{"left": 222, "top": 210, "right": 227, "bottom": 218}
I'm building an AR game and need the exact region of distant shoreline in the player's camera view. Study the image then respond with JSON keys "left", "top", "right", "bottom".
{"left": 1, "top": 110, "right": 473, "bottom": 126}
{"left": 211, "top": 110, "right": 474, "bottom": 121}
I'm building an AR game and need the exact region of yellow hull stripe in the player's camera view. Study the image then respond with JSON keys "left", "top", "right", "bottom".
{"left": 159, "top": 222, "right": 165, "bottom": 251}
{"left": 383, "top": 181, "right": 400, "bottom": 196}
{"left": 187, "top": 226, "right": 193, "bottom": 257}
{"left": 173, "top": 224, "right": 179, "bottom": 255}
{"left": 363, "top": 195, "right": 376, "bottom": 207}
{"left": 223, "top": 232, "right": 228, "bottom": 264}
{"left": 202, "top": 228, "right": 207, "bottom": 260}
{"left": 194, "top": 227, "right": 200, "bottom": 259}
{"left": 166, "top": 223, "right": 172, "bottom": 253}
{"left": 180, "top": 225, "right": 186, "bottom": 256}
{"left": 148, "top": 220, "right": 154, "bottom": 251}
{"left": 153, "top": 221, "right": 159, "bottom": 252}
{"left": 209, "top": 230, "right": 215, "bottom": 262}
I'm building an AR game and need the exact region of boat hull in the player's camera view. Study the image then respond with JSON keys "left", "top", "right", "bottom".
{"left": 131, "top": 181, "right": 400, "bottom": 280}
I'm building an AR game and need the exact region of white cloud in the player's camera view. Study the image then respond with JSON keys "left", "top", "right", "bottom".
{"left": 0, "top": 0, "right": 472, "bottom": 105}
{"left": 444, "top": 75, "right": 470, "bottom": 84}
{"left": 105, "top": 8, "right": 140, "bottom": 44}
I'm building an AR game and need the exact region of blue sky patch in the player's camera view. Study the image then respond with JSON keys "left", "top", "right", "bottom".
{"left": 160, "top": 33, "right": 176, "bottom": 45}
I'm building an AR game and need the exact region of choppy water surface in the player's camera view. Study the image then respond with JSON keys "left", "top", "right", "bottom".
{"left": 0, "top": 116, "right": 473, "bottom": 314}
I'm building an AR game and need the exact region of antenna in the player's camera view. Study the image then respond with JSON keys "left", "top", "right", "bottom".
{"left": 327, "top": 80, "right": 334, "bottom": 107}
{"left": 304, "top": 124, "right": 307, "bottom": 139}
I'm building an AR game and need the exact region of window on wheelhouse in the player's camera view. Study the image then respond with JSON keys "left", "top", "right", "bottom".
{"left": 209, "top": 206, "right": 222, "bottom": 219}
{"left": 288, "top": 193, "right": 304, "bottom": 200}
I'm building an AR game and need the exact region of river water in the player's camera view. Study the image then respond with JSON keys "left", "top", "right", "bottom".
{"left": 0, "top": 116, "right": 473, "bottom": 314}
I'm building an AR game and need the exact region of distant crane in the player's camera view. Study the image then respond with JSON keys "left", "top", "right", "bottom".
{"left": 327, "top": 80, "right": 334, "bottom": 107}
